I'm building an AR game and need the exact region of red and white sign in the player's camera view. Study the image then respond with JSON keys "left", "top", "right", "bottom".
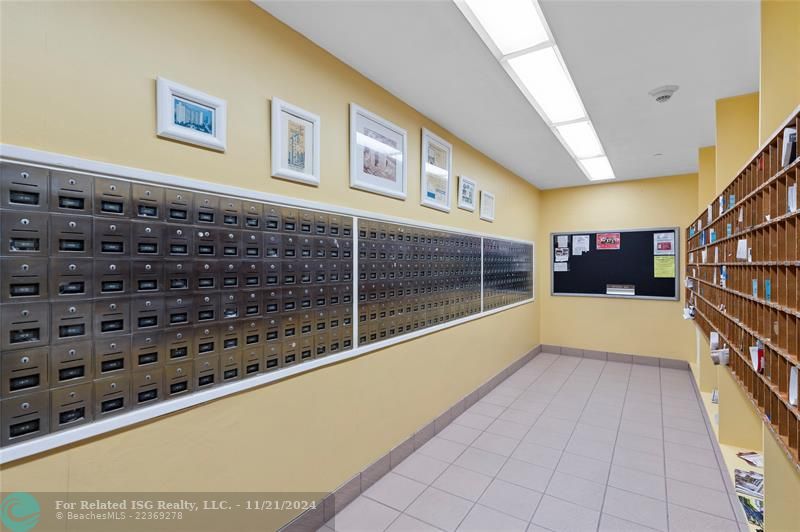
{"left": 596, "top": 233, "right": 620, "bottom": 250}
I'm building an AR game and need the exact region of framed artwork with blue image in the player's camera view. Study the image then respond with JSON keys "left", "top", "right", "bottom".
{"left": 157, "top": 77, "right": 227, "bottom": 151}
{"left": 420, "top": 128, "right": 452, "bottom": 212}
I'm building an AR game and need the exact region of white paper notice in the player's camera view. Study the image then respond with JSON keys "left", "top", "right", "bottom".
{"left": 653, "top": 232, "right": 675, "bottom": 255}
{"left": 555, "top": 247, "right": 569, "bottom": 262}
{"left": 790, "top": 366, "right": 798, "bottom": 406}
{"left": 701, "top": 249, "right": 708, "bottom": 263}
{"left": 738, "top": 207, "right": 744, "bottom": 223}
{"left": 714, "top": 248, "right": 719, "bottom": 263}
{"left": 710, "top": 331, "right": 720, "bottom": 350}
{"left": 572, "top": 235, "right": 589, "bottom": 255}
{"left": 736, "top": 239, "right": 748, "bottom": 260}
{"left": 789, "top": 184, "right": 798, "bottom": 213}
{"left": 707, "top": 204, "right": 713, "bottom": 223}
{"left": 554, "top": 262, "right": 568, "bottom": 272}
{"left": 557, "top": 235, "right": 569, "bottom": 248}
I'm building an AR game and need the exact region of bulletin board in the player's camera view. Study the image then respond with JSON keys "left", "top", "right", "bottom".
{"left": 551, "top": 227, "right": 679, "bottom": 300}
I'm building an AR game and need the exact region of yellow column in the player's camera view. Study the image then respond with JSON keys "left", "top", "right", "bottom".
{"left": 759, "top": 0, "right": 800, "bottom": 143}
{"left": 697, "top": 146, "right": 716, "bottom": 211}
{"left": 715, "top": 93, "right": 759, "bottom": 195}
{"left": 763, "top": 432, "right": 800, "bottom": 532}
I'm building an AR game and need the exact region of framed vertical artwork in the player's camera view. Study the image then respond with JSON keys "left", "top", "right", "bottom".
{"left": 420, "top": 128, "right": 452, "bottom": 212}
{"left": 156, "top": 77, "right": 227, "bottom": 151}
{"left": 480, "top": 190, "right": 495, "bottom": 222}
{"left": 457, "top": 175, "right": 477, "bottom": 212}
{"left": 349, "top": 103, "right": 407, "bottom": 199}
{"left": 271, "top": 97, "right": 321, "bottom": 186}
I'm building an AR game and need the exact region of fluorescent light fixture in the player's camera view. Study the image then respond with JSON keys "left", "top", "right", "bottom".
{"left": 579, "top": 156, "right": 615, "bottom": 181}
{"left": 507, "top": 47, "right": 585, "bottom": 124}
{"left": 462, "top": 0, "right": 548, "bottom": 55}
{"left": 556, "top": 121, "right": 603, "bottom": 159}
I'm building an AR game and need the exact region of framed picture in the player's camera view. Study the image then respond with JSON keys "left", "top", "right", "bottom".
{"left": 420, "top": 128, "right": 452, "bottom": 212}
{"left": 350, "top": 103, "right": 407, "bottom": 199}
{"left": 457, "top": 175, "right": 477, "bottom": 211}
{"left": 480, "top": 190, "right": 495, "bottom": 222}
{"left": 156, "top": 77, "right": 226, "bottom": 151}
{"left": 271, "top": 97, "right": 320, "bottom": 186}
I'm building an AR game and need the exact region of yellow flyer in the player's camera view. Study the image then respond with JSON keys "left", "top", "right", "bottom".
{"left": 654, "top": 255, "right": 676, "bottom": 278}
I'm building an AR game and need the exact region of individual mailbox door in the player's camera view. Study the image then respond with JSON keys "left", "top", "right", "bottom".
{"left": 264, "top": 344, "right": 282, "bottom": 372}
{"left": 50, "top": 214, "right": 92, "bottom": 257}
{"left": 263, "top": 289, "right": 281, "bottom": 315}
{"left": 314, "top": 332, "right": 329, "bottom": 358}
{"left": 221, "top": 292, "right": 242, "bottom": 320}
{"left": 282, "top": 287, "right": 298, "bottom": 312}
{"left": 299, "top": 211, "right": 314, "bottom": 234}
{"left": 329, "top": 215, "right": 342, "bottom": 237}
{"left": 242, "top": 346, "right": 263, "bottom": 376}
{"left": 194, "top": 325, "right": 220, "bottom": 358}
{"left": 298, "top": 236, "right": 313, "bottom": 259}
{"left": 298, "top": 287, "right": 313, "bottom": 310}
{"left": 298, "top": 335, "right": 313, "bottom": 362}
{"left": 264, "top": 205, "right": 281, "bottom": 232}
{"left": 220, "top": 198, "right": 242, "bottom": 228}
{"left": 165, "top": 327, "right": 193, "bottom": 363}
{"left": 94, "top": 375, "right": 130, "bottom": 418}
{"left": 164, "top": 361, "right": 193, "bottom": 398}
{"left": 314, "top": 310, "right": 327, "bottom": 333}
{"left": 281, "top": 313, "right": 299, "bottom": 341}
{"left": 165, "top": 261, "right": 193, "bottom": 292}
{"left": 242, "top": 261, "right": 262, "bottom": 289}
{"left": 131, "top": 296, "right": 163, "bottom": 331}
{"left": 2, "top": 258, "right": 48, "bottom": 303}
{"left": 165, "top": 225, "right": 193, "bottom": 257}
{"left": 49, "top": 341, "right": 93, "bottom": 388}
{"left": 1, "top": 346, "right": 49, "bottom": 398}
{"left": 220, "top": 230, "right": 241, "bottom": 259}
{"left": 298, "top": 261, "right": 313, "bottom": 285}
{"left": 132, "top": 331, "right": 164, "bottom": 370}
{"left": 132, "top": 183, "right": 165, "bottom": 220}
{"left": 132, "top": 222, "right": 164, "bottom": 257}
{"left": 94, "top": 177, "right": 131, "bottom": 217}
{"left": 313, "top": 286, "right": 328, "bottom": 308}
{"left": 195, "top": 228, "right": 219, "bottom": 258}
{"left": 299, "top": 311, "right": 313, "bottom": 337}
{"left": 2, "top": 302, "right": 50, "bottom": 350}
{"left": 221, "top": 261, "right": 240, "bottom": 290}
{"left": 50, "top": 382, "right": 93, "bottom": 431}
{"left": 165, "top": 188, "right": 193, "bottom": 223}
{"left": 342, "top": 217, "right": 353, "bottom": 238}
{"left": 314, "top": 213, "right": 328, "bottom": 236}
{"left": 195, "top": 293, "right": 219, "bottom": 323}
{"left": 220, "top": 322, "right": 242, "bottom": 351}
{"left": 329, "top": 330, "right": 342, "bottom": 355}
{"left": 133, "top": 261, "right": 163, "bottom": 294}
{"left": 264, "top": 317, "right": 280, "bottom": 344}
{"left": 95, "top": 336, "right": 131, "bottom": 377}
{"left": 1, "top": 211, "right": 49, "bottom": 257}
{"left": 132, "top": 368, "right": 163, "bottom": 407}
{"left": 264, "top": 233, "right": 282, "bottom": 259}
{"left": 243, "top": 201, "right": 262, "bottom": 230}
{"left": 1, "top": 390, "right": 50, "bottom": 446}
{"left": 1, "top": 163, "right": 49, "bottom": 211}
{"left": 195, "top": 260, "right": 220, "bottom": 291}
{"left": 194, "top": 193, "right": 219, "bottom": 225}
{"left": 220, "top": 350, "right": 242, "bottom": 382}
{"left": 92, "top": 299, "right": 130, "bottom": 337}
{"left": 282, "top": 339, "right": 298, "bottom": 366}
{"left": 243, "top": 291, "right": 261, "bottom": 318}
{"left": 282, "top": 235, "right": 298, "bottom": 259}
{"left": 242, "top": 231, "right": 261, "bottom": 259}
{"left": 281, "top": 207, "right": 297, "bottom": 232}
{"left": 94, "top": 218, "right": 131, "bottom": 257}
{"left": 194, "top": 356, "right": 219, "bottom": 389}
{"left": 241, "top": 319, "right": 261, "bottom": 347}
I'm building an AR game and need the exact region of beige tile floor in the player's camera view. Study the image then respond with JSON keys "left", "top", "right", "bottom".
{"left": 319, "top": 353, "right": 748, "bottom": 532}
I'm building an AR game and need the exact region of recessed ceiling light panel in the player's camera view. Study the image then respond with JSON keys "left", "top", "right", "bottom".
{"left": 556, "top": 121, "right": 603, "bottom": 159}
{"left": 462, "top": 0, "right": 549, "bottom": 55}
{"left": 580, "top": 156, "right": 615, "bottom": 181}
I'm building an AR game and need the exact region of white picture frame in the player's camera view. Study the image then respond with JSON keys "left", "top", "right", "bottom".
{"left": 271, "top": 97, "right": 321, "bottom": 186}
{"left": 156, "top": 77, "right": 226, "bottom": 151}
{"left": 349, "top": 103, "right": 407, "bottom": 200}
{"left": 480, "top": 190, "right": 495, "bottom": 222}
{"left": 457, "top": 175, "right": 477, "bottom": 212}
{"left": 420, "top": 128, "right": 452, "bottom": 212}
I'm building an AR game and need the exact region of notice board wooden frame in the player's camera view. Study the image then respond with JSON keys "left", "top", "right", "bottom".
{"left": 550, "top": 227, "right": 680, "bottom": 301}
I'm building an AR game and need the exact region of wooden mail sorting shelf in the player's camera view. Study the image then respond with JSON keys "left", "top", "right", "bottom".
{"left": 0, "top": 148, "right": 535, "bottom": 458}
{"left": 686, "top": 107, "right": 800, "bottom": 471}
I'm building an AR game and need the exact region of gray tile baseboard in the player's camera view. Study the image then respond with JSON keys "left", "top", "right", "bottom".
{"left": 279, "top": 343, "right": 542, "bottom": 532}
{"left": 550, "top": 344, "right": 690, "bottom": 370}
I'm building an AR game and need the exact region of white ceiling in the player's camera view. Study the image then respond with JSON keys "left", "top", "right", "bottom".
{"left": 256, "top": 0, "right": 759, "bottom": 189}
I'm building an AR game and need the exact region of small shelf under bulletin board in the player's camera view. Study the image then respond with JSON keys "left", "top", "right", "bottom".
{"left": 685, "top": 106, "right": 800, "bottom": 472}
{"left": 551, "top": 227, "right": 680, "bottom": 300}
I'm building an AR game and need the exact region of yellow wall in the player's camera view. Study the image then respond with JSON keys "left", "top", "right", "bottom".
{"left": 0, "top": 1, "right": 541, "bottom": 522}
{"left": 717, "top": 368, "right": 764, "bottom": 451}
{"left": 715, "top": 93, "right": 760, "bottom": 194}
{"left": 538, "top": 173, "right": 698, "bottom": 360}
{"left": 697, "top": 146, "right": 717, "bottom": 210}
{"left": 763, "top": 426, "right": 800, "bottom": 532}
{"left": 759, "top": 0, "right": 800, "bottom": 143}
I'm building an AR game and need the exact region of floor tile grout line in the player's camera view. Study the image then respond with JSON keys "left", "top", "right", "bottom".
{"left": 521, "top": 356, "right": 610, "bottom": 529}
{"left": 378, "top": 354, "right": 562, "bottom": 532}
{"left": 658, "top": 366, "right": 671, "bottom": 532}
{"left": 595, "top": 359, "right": 634, "bottom": 532}
{"left": 449, "top": 354, "right": 572, "bottom": 530}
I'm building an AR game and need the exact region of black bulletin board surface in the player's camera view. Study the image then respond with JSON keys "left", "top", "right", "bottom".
{"left": 551, "top": 228, "right": 679, "bottom": 300}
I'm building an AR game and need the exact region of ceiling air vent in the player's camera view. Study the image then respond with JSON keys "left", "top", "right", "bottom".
{"left": 648, "top": 85, "right": 679, "bottom": 103}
